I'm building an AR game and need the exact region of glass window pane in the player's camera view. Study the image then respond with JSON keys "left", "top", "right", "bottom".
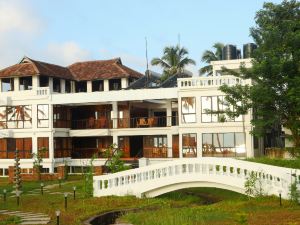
{"left": 181, "top": 97, "right": 195, "bottom": 113}
{"left": 202, "top": 133, "right": 212, "bottom": 145}
{"left": 182, "top": 114, "right": 196, "bottom": 123}
{"left": 212, "top": 97, "right": 218, "bottom": 111}
{"left": 201, "top": 97, "right": 211, "bottom": 113}
{"left": 224, "top": 133, "right": 234, "bottom": 147}
{"left": 212, "top": 114, "right": 218, "bottom": 122}
{"left": 202, "top": 113, "right": 211, "bottom": 122}
{"left": 213, "top": 133, "right": 223, "bottom": 148}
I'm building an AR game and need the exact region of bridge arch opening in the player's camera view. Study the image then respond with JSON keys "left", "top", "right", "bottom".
{"left": 142, "top": 181, "right": 246, "bottom": 198}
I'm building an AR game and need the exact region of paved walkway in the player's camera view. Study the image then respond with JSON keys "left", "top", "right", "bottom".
{"left": 0, "top": 210, "right": 51, "bottom": 224}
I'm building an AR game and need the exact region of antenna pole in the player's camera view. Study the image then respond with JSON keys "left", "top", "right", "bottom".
{"left": 145, "top": 37, "right": 149, "bottom": 71}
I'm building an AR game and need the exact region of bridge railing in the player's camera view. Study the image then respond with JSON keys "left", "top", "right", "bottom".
{"left": 93, "top": 158, "right": 300, "bottom": 199}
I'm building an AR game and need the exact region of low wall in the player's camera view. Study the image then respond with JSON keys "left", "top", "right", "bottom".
{"left": 8, "top": 165, "right": 104, "bottom": 183}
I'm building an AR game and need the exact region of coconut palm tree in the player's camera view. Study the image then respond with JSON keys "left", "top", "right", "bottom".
{"left": 199, "top": 42, "right": 224, "bottom": 76}
{"left": 151, "top": 45, "right": 196, "bottom": 80}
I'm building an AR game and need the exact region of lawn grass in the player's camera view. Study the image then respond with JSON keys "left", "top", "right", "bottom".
{"left": 0, "top": 178, "right": 300, "bottom": 225}
{"left": 244, "top": 157, "right": 300, "bottom": 169}
{"left": 0, "top": 214, "right": 21, "bottom": 225}
{"left": 121, "top": 191, "right": 300, "bottom": 225}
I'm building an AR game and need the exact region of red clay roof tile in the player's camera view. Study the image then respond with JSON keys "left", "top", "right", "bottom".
{"left": 0, "top": 57, "right": 143, "bottom": 81}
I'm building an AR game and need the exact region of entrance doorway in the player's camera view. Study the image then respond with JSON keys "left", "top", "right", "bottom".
{"left": 129, "top": 136, "right": 143, "bottom": 157}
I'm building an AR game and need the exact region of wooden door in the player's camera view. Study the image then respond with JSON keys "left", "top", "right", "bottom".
{"left": 172, "top": 135, "right": 179, "bottom": 158}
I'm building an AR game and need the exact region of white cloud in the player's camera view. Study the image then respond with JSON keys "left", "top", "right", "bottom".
{"left": 44, "top": 42, "right": 91, "bottom": 66}
{"left": 0, "top": 0, "right": 42, "bottom": 34}
{"left": 0, "top": 0, "right": 43, "bottom": 69}
{"left": 100, "top": 49, "right": 146, "bottom": 72}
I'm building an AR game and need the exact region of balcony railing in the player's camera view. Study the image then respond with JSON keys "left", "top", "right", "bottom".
{"left": 178, "top": 75, "right": 251, "bottom": 89}
{"left": 72, "top": 118, "right": 112, "bottom": 130}
{"left": 115, "top": 116, "right": 178, "bottom": 129}
{"left": 143, "top": 147, "right": 169, "bottom": 158}
{"left": 71, "top": 116, "right": 178, "bottom": 130}
{"left": 0, "top": 150, "right": 32, "bottom": 159}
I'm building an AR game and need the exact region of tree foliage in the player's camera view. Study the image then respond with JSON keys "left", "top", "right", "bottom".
{"left": 151, "top": 45, "right": 195, "bottom": 81}
{"left": 199, "top": 42, "right": 224, "bottom": 76}
{"left": 220, "top": 0, "right": 300, "bottom": 147}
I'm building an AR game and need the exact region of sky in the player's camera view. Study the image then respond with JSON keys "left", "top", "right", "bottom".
{"left": 0, "top": 0, "right": 283, "bottom": 75}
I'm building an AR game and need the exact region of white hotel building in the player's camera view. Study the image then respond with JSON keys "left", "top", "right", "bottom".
{"left": 0, "top": 56, "right": 259, "bottom": 176}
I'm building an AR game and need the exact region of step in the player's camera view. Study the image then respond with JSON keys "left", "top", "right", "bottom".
{"left": 22, "top": 217, "right": 50, "bottom": 221}
{"left": 21, "top": 221, "right": 49, "bottom": 225}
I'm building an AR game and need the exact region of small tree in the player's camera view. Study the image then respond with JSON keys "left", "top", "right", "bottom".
{"left": 32, "top": 147, "right": 46, "bottom": 180}
{"left": 14, "top": 149, "right": 22, "bottom": 192}
{"left": 84, "top": 155, "right": 95, "bottom": 197}
{"left": 104, "top": 144, "right": 131, "bottom": 173}
{"left": 244, "top": 171, "right": 264, "bottom": 199}
{"left": 289, "top": 172, "right": 299, "bottom": 204}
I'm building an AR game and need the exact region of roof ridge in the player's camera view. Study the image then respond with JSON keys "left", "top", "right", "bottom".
{"left": 68, "top": 58, "right": 121, "bottom": 68}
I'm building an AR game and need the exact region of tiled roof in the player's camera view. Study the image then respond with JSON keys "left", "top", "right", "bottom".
{"left": 68, "top": 58, "right": 143, "bottom": 80}
{"left": 0, "top": 57, "right": 143, "bottom": 81}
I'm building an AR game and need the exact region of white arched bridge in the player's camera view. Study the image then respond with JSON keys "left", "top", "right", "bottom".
{"left": 93, "top": 158, "right": 299, "bottom": 199}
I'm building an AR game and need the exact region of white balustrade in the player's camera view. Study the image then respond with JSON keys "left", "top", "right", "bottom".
{"left": 36, "top": 87, "right": 50, "bottom": 96}
{"left": 93, "top": 158, "right": 299, "bottom": 199}
{"left": 178, "top": 76, "right": 251, "bottom": 89}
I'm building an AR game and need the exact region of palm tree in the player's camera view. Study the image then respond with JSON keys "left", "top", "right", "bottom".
{"left": 199, "top": 42, "right": 224, "bottom": 76}
{"left": 151, "top": 45, "right": 195, "bottom": 80}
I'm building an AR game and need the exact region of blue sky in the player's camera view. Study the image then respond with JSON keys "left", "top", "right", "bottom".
{"left": 0, "top": 0, "right": 282, "bottom": 74}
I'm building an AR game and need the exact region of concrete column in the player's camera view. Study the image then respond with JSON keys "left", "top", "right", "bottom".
{"left": 167, "top": 133, "right": 172, "bottom": 158}
{"left": 246, "top": 128, "right": 254, "bottom": 157}
{"left": 113, "top": 134, "right": 118, "bottom": 147}
{"left": 104, "top": 80, "right": 109, "bottom": 91}
{"left": 49, "top": 77, "right": 53, "bottom": 92}
{"left": 111, "top": 101, "right": 118, "bottom": 128}
{"left": 32, "top": 104, "right": 38, "bottom": 129}
{"left": 121, "top": 78, "right": 128, "bottom": 89}
{"left": 14, "top": 77, "right": 20, "bottom": 91}
{"left": 49, "top": 133, "right": 54, "bottom": 161}
{"left": 60, "top": 79, "right": 65, "bottom": 93}
{"left": 71, "top": 81, "right": 75, "bottom": 93}
{"left": 197, "top": 132, "right": 202, "bottom": 157}
{"left": 179, "top": 133, "right": 183, "bottom": 158}
{"left": 32, "top": 75, "right": 39, "bottom": 90}
{"left": 87, "top": 81, "right": 92, "bottom": 92}
{"left": 49, "top": 104, "right": 53, "bottom": 129}
{"left": 166, "top": 100, "right": 172, "bottom": 126}
{"left": 32, "top": 135, "right": 38, "bottom": 154}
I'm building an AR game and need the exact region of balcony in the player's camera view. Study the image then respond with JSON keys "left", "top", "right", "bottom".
{"left": 143, "top": 147, "right": 169, "bottom": 158}
{"left": 116, "top": 116, "right": 178, "bottom": 129}
{"left": 72, "top": 118, "right": 112, "bottom": 129}
{"left": 0, "top": 150, "right": 32, "bottom": 159}
{"left": 178, "top": 75, "right": 251, "bottom": 89}
{"left": 71, "top": 116, "right": 178, "bottom": 130}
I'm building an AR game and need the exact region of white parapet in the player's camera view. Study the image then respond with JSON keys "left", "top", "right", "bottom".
{"left": 93, "top": 158, "right": 299, "bottom": 199}
{"left": 178, "top": 76, "right": 251, "bottom": 89}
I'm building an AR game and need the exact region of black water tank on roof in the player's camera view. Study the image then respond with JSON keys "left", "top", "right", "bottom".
{"left": 243, "top": 43, "right": 257, "bottom": 58}
{"left": 222, "top": 44, "right": 237, "bottom": 60}
{"left": 237, "top": 49, "right": 241, "bottom": 59}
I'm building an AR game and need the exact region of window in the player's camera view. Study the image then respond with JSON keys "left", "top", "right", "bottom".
{"left": 1, "top": 78, "right": 14, "bottom": 92}
{"left": 182, "top": 133, "right": 197, "bottom": 157}
{"left": 181, "top": 97, "right": 196, "bottom": 123}
{"left": 37, "top": 105, "right": 49, "bottom": 128}
{"left": 75, "top": 81, "right": 87, "bottom": 92}
{"left": 37, "top": 137, "right": 49, "bottom": 158}
{"left": 92, "top": 80, "right": 104, "bottom": 92}
{"left": 53, "top": 105, "right": 71, "bottom": 128}
{"left": 201, "top": 96, "right": 242, "bottom": 122}
{"left": 109, "top": 79, "right": 121, "bottom": 90}
{"left": 65, "top": 80, "right": 71, "bottom": 93}
{"left": 202, "top": 132, "right": 246, "bottom": 157}
{"left": 39, "top": 76, "right": 49, "bottom": 87}
{"left": 19, "top": 77, "right": 32, "bottom": 90}
{"left": 53, "top": 78, "right": 61, "bottom": 93}
{"left": 0, "top": 138, "right": 32, "bottom": 159}
{"left": 5, "top": 105, "right": 32, "bottom": 129}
